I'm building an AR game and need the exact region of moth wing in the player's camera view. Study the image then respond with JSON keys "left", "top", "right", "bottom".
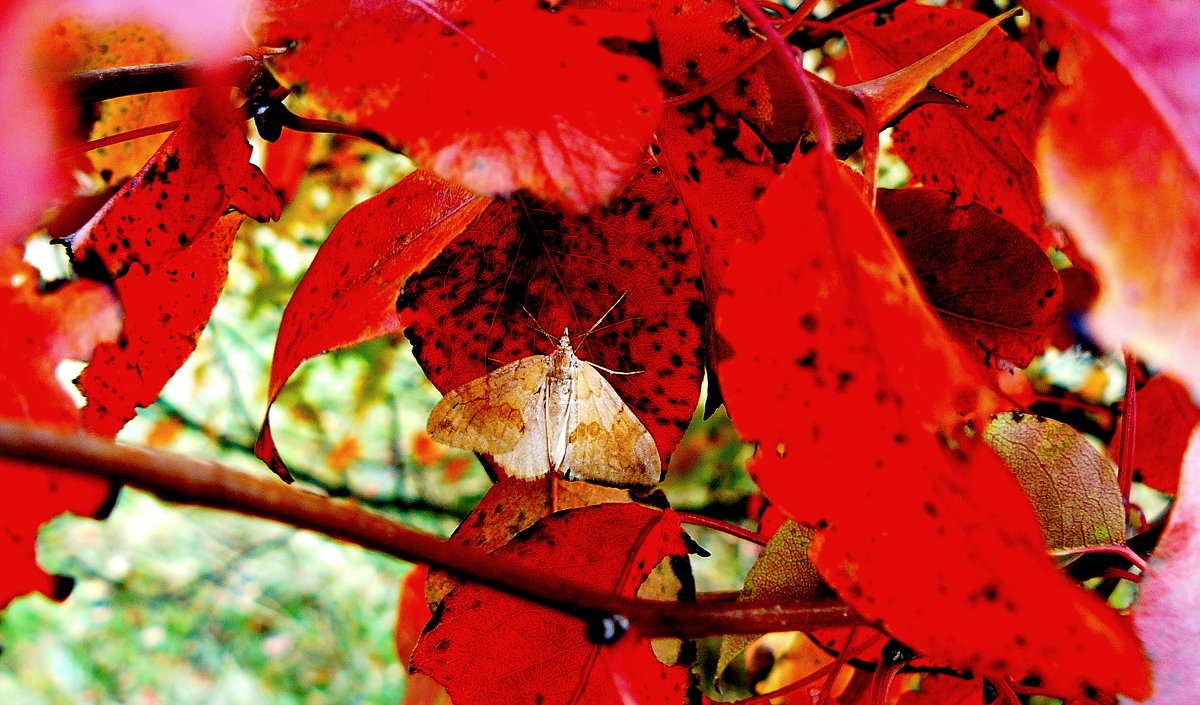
{"left": 562, "top": 362, "right": 662, "bottom": 488}
{"left": 427, "top": 356, "right": 549, "bottom": 458}
{"left": 491, "top": 393, "right": 553, "bottom": 480}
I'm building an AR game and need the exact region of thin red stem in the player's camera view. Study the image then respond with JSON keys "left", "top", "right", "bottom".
{"left": 1054, "top": 544, "right": 1147, "bottom": 573}
{"left": 817, "top": 625, "right": 859, "bottom": 705}
{"left": 59, "top": 120, "right": 181, "bottom": 158}
{"left": 679, "top": 512, "right": 769, "bottom": 546}
{"left": 664, "top": 0, "right": 819, "bottom": 108}
{"left": 1118, "top": 351, "right": 1137, "bottom": 502}
{"left": 736, "top": 0, "right": 832, "bottom": 154}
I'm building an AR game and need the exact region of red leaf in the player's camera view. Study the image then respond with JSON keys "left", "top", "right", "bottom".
{"left": 648, "top": 0, "right": 782, "bottom": 295}
{"left": 71, "top": 101, "right": 280, "bottom": 436}
{"left": 1, "top": 4, "right": 76, "bottom": 247}
{"left": 259, "top": 0, "right": 662, "bottom": 213}
{"left": 425, "top": 476, "right": 630, "bottom": 607}
{"left": 0, "top": 248, "right": 120, "bottom": 608}
{"left": 877, "top": 187, "right": 1061, "bottom": 368}
{"left": 410, "top": 503, "right": 690, "bottom": 705}
{"left": 1134, "top": 426, "right": 1200, "bottom": 704}
{"left": 255, "top": 169, "right": 488, "bottom": 479}
{"left": 46, "top": 17, "right": 198, "bottom": 182}
{"left": 262, "top": 128, "right": 315, "bottom": 205}
{"left": 400, "top": 163, "right": 705, "bottom": 474}
{"left": 0, "top": 0, "right": 257, "bottom": 247}
{"left": 1112, "top": 375, "right": 1200, "bottom": 496}
{"left": 842, "top": 4, "right": 1053, "bottom": 247}
{"left": 1034, "top": 1, "right": 1200, "bottom": 398}
{"left": 716, "top": 151, "right": 1149, "bottom": 699}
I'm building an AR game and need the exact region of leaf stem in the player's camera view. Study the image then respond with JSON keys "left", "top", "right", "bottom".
{"left": 1117, "top": 351, "right": 1137, "bottom": 503}
{"left": 0, "top": 419, "right": 865, "bottom": 638}
{"left": 59, "top": 120, "right": 181, "bottom": 158}
{"left": 678, "top": 511, "right": 769, "bottom": 545}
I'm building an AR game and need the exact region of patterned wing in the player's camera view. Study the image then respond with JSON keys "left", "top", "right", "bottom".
{"left": 562, "top": 362, "right": 662, "bottom": 488}
{"left": 427, "top": 355, "right": 549, "bottom": 460}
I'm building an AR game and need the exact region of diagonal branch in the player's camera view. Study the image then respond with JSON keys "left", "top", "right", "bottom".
{"left": 0, "top": 419, "right": 864, "bottom": 638}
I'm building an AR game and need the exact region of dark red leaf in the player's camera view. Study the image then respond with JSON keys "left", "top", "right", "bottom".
{"left": 256, "top": 169, "right": 488, "bottom": 479}
{"left": 877, "top": 187, "right": 1061, "bottom": 368}
{"left": 648, "top": 0, "right": 782, "bottom": 295}
{"left": 400, "top": 163, "right": 705, "bottom": 474}
{"left": 1112, "top": 375, "right": 1200, "bottom": 496}
{"left": 842, "top": 4, "right": 1053, "bottom": 247}
{"left": 716, "top": 150, "right": 1149, "bottom": 699}
{"left": 0, "top": 248, "right": 120, "bottom": 608}
{"left": 71, "top": 101, "right": 280, "bottom": 435}
{"left": 410, "top": 503, "right": 690, "bottom": 705}
{"left": 259, "top": 0, "right": 662, "bottom": 213}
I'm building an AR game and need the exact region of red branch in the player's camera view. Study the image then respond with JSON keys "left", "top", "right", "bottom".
{"left": 0, "top": 419, "right": 865, "bottom": 638}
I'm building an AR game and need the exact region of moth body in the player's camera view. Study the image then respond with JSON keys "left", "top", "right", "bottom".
{"left": 426, "top": 331, "right": 661, "bottom": 488}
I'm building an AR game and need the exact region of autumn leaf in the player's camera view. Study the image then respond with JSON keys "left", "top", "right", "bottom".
{"left": 1133, "top": 426, "right": 1200, "bottom": 704}
{"left": 70, "top": 100, "right": 280, "bottom": 436}
{"left": 410, "top": 503, "right": 690, "bottom": 705}
{"left": 716, "top": 149, "right": 1148, "bottom": 698}
{"left": 47, "top": 17, "right": 197, "bottom": 181}
{"left": 0, "top": 0, "right": 256, "bottom": 247}
{"left": 984, "top": 412, "right": 1125, "bottom": 553}
{"left": 1112, "top": 375, "right": 1200, "bottom": 496}
{"left": 1034, "top": 0, "right": 1200, "bottom": 400}
{"left": 395, "top": 565, "right": 452, "bottom": 705}
{"left": 716, "top": 520, "right": 828, "bottom": 679}
{"left": 877, "top": 187, "right": 1061, "bottom": 368}
{"left": 256, "top": 169, "right": 488, "bottom": 480}
{"left": 259, "top": 0, "right": 662, "bottom": 213}
{"left": 400, "top": 163, "right": 705, "bottom": 475}
{"left": 425, "top": 475, "right": 629, "bottom": 608}
{"left": 0, "top": 247, "right": 120, "bottom": 608}
{"left": 842, "top": 3, "right": 1053, "bottom": 247}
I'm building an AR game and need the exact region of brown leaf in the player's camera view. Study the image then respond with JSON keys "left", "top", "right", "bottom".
{"left": 984, "top": 412, "right": 1125, "bottom": 552}
{"left": 716, "top": 520, "right": 828, "bottom": 679}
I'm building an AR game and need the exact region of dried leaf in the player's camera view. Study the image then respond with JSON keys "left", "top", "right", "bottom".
{"left": 984, "top": 412, "right": 1125, "bottom": 552}
{"left": 716, "top": 520, "right": 827, "bottom": 679}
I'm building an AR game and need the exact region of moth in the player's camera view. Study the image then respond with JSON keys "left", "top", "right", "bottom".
{"left": 426, "top": 330, "right": 661, "bottom": 488}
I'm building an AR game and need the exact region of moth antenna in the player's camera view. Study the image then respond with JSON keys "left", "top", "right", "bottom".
{"left": 579, "top": 292, "right": 628, "bottom": 340}
{"left": 588, "top": 361, "right": 642, "bottom": 377}
{"left": 519, "top": 306, "right": 556, "bottom": 342}
{"left": 587, "top": 317, "right": 644, "bottom": 338}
